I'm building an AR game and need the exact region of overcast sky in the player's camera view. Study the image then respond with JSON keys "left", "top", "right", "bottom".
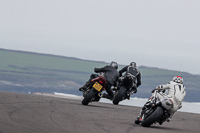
{"left": 0, "top": 0, "right": 200, "bottom": 74}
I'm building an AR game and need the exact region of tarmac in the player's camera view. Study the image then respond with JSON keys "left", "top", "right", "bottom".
{"left": 0, "top": 91, "right": 199, "bottom": 133}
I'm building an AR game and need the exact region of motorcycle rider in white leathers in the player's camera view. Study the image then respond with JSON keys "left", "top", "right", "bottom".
{"left": 137, "top": 76, "right": 186, "bottom": 123}
{"left": 155, "top": 76, "right": 186, "bottom": 120}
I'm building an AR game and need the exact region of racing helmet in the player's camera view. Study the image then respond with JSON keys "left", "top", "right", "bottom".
{"left": 110, "top": 61, "right": 118, "bottom": 69}
{"left": 130, "top": 62, "right": 137, "bottom": 67}
{"left": 172, "top": 76, "right": 183, "bottom": 84}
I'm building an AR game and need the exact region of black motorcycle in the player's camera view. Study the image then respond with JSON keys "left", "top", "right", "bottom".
{"left": 113, "top": 74, "right": 136, "bottom": 105}
{"left": 135, "top": 90, "right": 173, "bottom": 127}
{"left": 81, "top": 75, "right": 107, "bottom": 105}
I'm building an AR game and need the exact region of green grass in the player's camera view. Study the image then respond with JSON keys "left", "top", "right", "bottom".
{"left": 0, "top": 49, "right": 108, "bottom": 73}
{"left": 0, "top": 49, "right": 113, "bottom": 85}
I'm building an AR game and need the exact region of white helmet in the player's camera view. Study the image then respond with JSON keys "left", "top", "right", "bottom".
{"left": 173, "top": 76, "right": 183, "bottom": 84}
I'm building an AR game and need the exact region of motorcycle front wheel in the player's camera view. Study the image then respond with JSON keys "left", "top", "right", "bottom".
{"left": 141, "top": 106, "right": 163, "bottom": 127}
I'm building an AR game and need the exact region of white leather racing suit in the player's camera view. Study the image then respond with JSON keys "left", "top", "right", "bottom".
{"left": 156, "top": 81, "right": 186, "bottom": 117}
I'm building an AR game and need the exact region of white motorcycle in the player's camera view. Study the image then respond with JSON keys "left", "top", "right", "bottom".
{"left": 135, "top": 89, "right": 174, "bottom": 127}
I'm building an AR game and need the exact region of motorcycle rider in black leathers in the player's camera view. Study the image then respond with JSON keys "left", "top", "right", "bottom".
{"left": 79, "top": 61, "right": 119, "bottom": 100}
{"left": 118, "top": 62, "right": 141, "bottom": 99}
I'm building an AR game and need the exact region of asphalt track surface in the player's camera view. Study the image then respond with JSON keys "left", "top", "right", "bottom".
{"left": 0, "top": 91, "right": 200, "bottom": 133}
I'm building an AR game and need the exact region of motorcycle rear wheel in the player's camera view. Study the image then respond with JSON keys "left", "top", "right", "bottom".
{"left": 82, "top": 89, "right": 97, "bottom": 105}
{"left": 113, "top": 86, "right": 127, "bottom": 105}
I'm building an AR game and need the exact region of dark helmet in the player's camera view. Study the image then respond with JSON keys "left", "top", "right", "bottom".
{"left": 130, "top": 62, "right": 137, "bottom": 67}
{"left": 110, "top": 61, "right": 118, "bottom": 69}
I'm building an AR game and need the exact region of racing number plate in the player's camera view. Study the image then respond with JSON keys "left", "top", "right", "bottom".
{"left": 93, "top": 82, "right": 103, "bottom": 91}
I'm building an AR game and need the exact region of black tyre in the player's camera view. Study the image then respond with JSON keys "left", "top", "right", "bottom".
{"left": 82, "top": 89, "right": 97, "bottom": 105}
{"left": 141, "top": 106, "right": 163, "bottom": 127}
{"left": 113, "top": 86, "right": 127, "bottom": 105}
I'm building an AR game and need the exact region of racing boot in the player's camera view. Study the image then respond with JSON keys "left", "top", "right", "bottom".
{"left": 79, "top": 80, "right": 91, "bottom": 92}
{"left": 166, "top": 117, "right": 171, "bottom": 122}
{"left": 165, "top": 113, "right": 172, "bottom": 122}
{"left": 79, "top": 86, "right": 87, "bottom": 92}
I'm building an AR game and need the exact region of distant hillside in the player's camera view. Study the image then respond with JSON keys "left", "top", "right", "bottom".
{"left": 0, "top": 48, "right": 200, "bottom": 102}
